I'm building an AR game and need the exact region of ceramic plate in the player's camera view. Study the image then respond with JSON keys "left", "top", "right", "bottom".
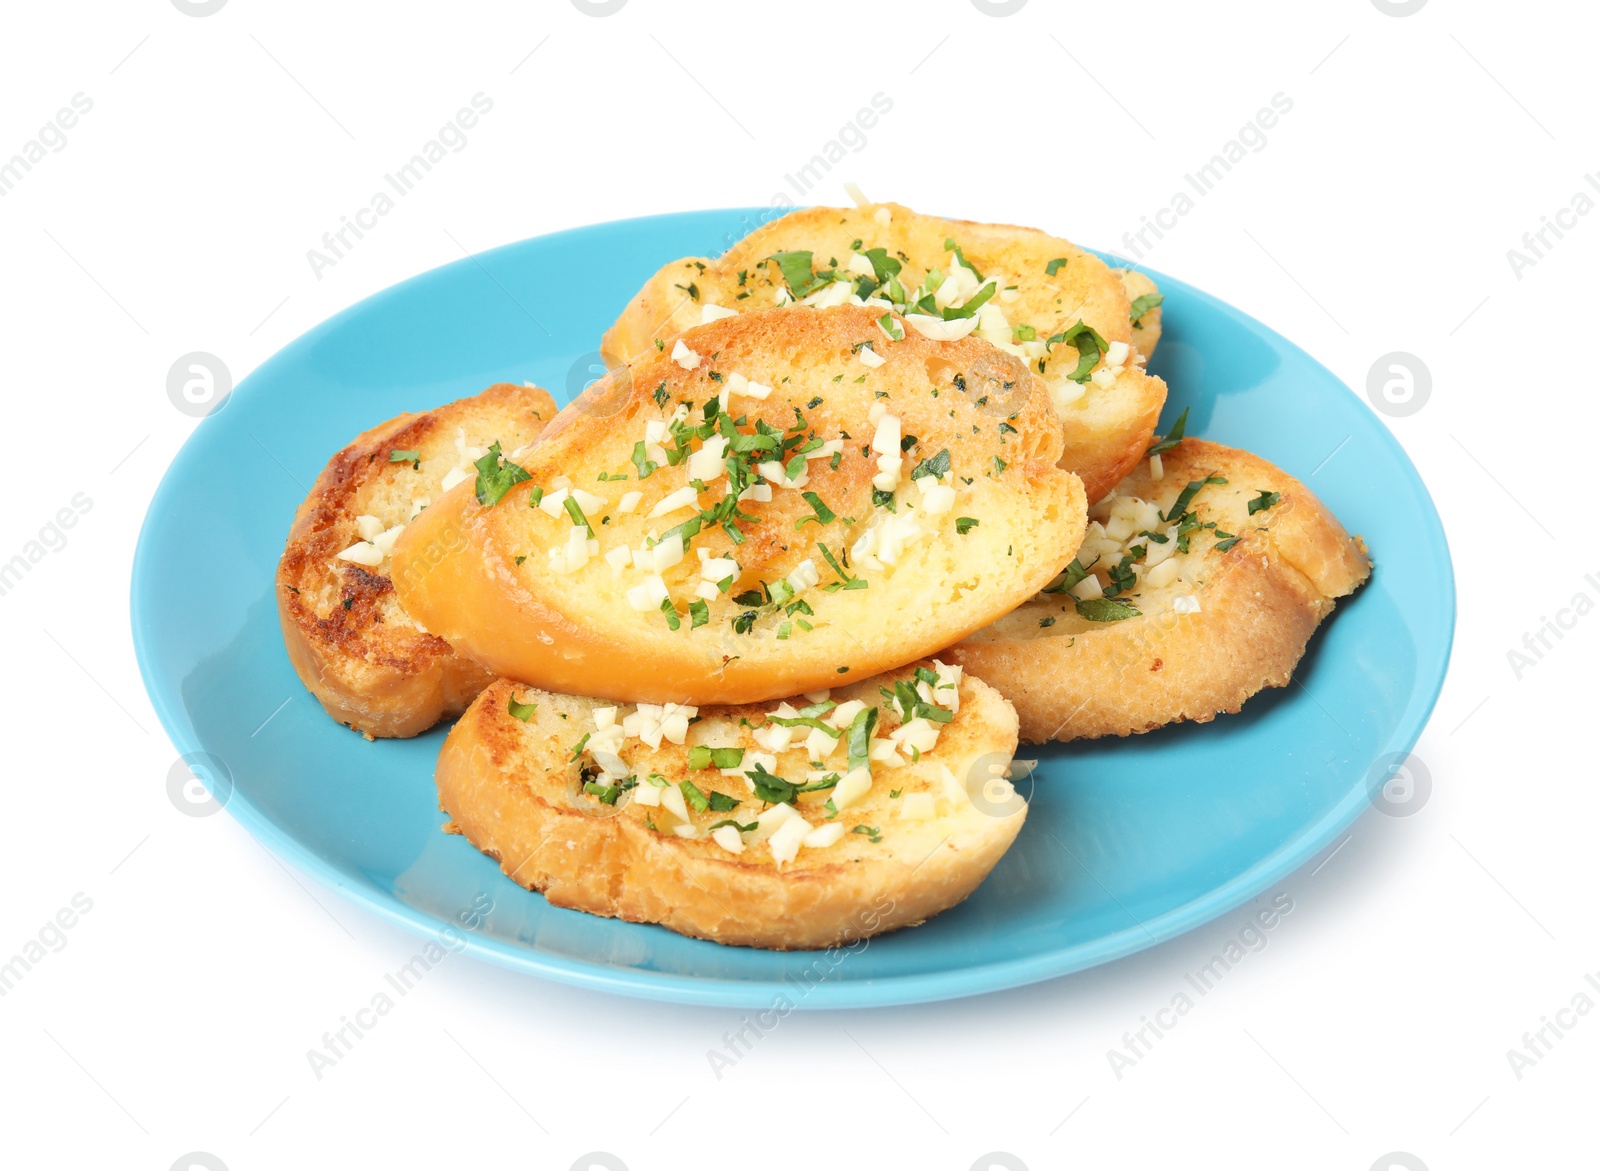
{"left": 130, "top": 209, "right": 1453, "bottom": 1008}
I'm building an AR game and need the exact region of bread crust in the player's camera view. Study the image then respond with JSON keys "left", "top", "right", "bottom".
{"left": 436, "top": 669, "right": 1026, "bottom": 949}
{"left": 392, "top": 305, "right": 1087, "bottom": 707}
{"left": 601, "top": 202, "right": 1166, "bottom": 503}
{"left": 277, "top": 382, "right": 557, "bottom": 738}
{"left": 951, "top": 439, "right": 1371, "bottom": 742}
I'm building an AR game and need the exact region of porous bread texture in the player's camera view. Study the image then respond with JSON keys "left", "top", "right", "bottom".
{"left": 436, "top": 666, "right": 1026, "bottom": 949}
{"left": 391, "top": 304, "right": 1087, "bottom": 706}
{"left": 601, "top": 202, "right": 1167, "bottom": 502}
{"left": 951, "top": 438, "right": 1371, "bottom": 743}
{"left": 277, "top": 382, "right": 557, "bottom": 738}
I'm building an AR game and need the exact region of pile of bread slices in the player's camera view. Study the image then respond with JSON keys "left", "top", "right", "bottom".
{"left": 277, "top": 202, "right": 1370, "bottom": 950}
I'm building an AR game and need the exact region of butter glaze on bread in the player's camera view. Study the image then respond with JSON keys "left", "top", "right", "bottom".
{"left": 436, "top": 666, "right": 1025, "bottom": 949}
{"left": 951, "top": 438, "right": 1371, "bottom": 742}
{"left": 277, "top": 382, "right": 557, "bottom": 738}
{"left": 602, "top": 202, "right": 1166, "bottom": 502}
{"left": 392, "top": 305, "right": 1086, "bottom": 706}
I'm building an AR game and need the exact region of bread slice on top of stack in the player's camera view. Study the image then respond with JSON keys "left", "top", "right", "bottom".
{"left": 392, "top": 304, "right": 1087, "bottom": 706}
{"left": 603, "top": 202, "right": 1167, "bottom": 503}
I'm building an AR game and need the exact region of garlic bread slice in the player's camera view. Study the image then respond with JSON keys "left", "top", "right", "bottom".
{"left": 277, "top": 382, "right": 557, "bottom": 738}
{"left": 603, "top": 202, "right": 1167, "bottom": 502}
{"left": 392, "top": 305, "right": 1087, "bottom": 706}
{"left": 436, "top": 664, "right": 1026, "bottom": 949}
{"left": 952, "top": 438, "right": 1371, "bottom": 743}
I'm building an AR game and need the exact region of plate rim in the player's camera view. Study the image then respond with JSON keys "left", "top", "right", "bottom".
{"left": 130, "top": 207, "right": 1456, "bottom": 1009}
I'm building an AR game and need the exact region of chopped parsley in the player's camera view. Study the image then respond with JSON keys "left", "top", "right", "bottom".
{"left": 769, "top": 250, "right": 828, "bottom": 298}
{"left": 767, "top": 709, "right": 843, "bottom": 737}
{"left": 630, "top": 441, "right": 658, "bottom": 479}
{"left": 939, "top": 281, "right": 995, "bottom": 321}
{"left": 1247, "top": 489, "right": 1282, "bottom": 516}
{"left": 1042, "top": 557, "right": 1094, "bottom": 594}
{"left": 1145, "top": 406, "right": 1189, "bottom": 457}
{"left": 956, "top": 517, "right": 980, "bottom": 535}
{"left": 686, "top": 745, "right": 745, "bottom": 770}
{"left": 1104, "top": 549, "right": 1142, "bottom": 598}
{"left": 1048, "top": 320, "right": 1108, "bottom": 383}
{"left": 1045, "top": 257, "right": 1069, "bottom": 276}
{"left": 798, "top": 491, "right": 836, "bottom": 527}
{"left": 1130, "top": 292, "right": 1165, "bottom": 326}
{"left": 863, "top": 246, "right": 902, "bottom": 283}
{"left": 507, "top": 695, "right": 537, "bottom": 722}
{"left": 846, "top": 706, "right": 878, "bottom": 772}
{"left": 910, "top": 448, "right": 951, "bottom": 480}
{"left": 472, "top": 441, "right": 531, "bottom": 506}
{"left": 817, "top": 543, "right": 856, "bottom": 586}
{"left": 1163, "top": 474, "right": 1228, "bottom": 523}
{"left": 1075, "top": 597, "right": 1141, "bottom": 622}
{"left": 660, "top": 597, "right": 681, "bottom": 631}
{"left": 943, "top": 237, "right": 983, "bottom": 280}
{"left": 563, "top": 496, "right": 595, "bottom": 538}
{"left": 747, "top": 761, "right": 798, "bottom": 805}
{"left": 679, "top": 779, "right": 710, "bottom": 812}
{"left": 388, "top": 449, "right": 421, "bottom": 468}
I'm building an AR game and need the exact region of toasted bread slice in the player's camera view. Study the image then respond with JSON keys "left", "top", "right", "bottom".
{"left": 436, "top": 663, "right": 1026, "bottom": 949}
{"left": 277, "top": 382, "right": 558, "bottom": 738}
{"left": 950, "top": 438, "right": 1371, "bottom": 743}
{"left": 392, "top": 305, "right": 1087, "bottom": 707}
{"left": 601, "top": 202, "right": 1166, "bottom": 502}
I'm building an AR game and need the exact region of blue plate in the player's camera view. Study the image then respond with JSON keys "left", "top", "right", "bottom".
{"left": 130, "top": 209, "right": 1453, "bottom": 1008}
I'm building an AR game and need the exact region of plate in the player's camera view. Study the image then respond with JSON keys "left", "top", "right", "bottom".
{"left": 130, "top": 209, "right": 1454, "bottom": 1008}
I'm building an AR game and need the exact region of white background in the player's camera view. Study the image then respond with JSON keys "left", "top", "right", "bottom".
{"left": 1, "top": 1, "right": 1595, "bottom": 1168}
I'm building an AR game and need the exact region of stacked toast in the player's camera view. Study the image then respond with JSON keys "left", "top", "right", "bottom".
{"left": 277, "top": 201, "right": 1369, "bottom": 950}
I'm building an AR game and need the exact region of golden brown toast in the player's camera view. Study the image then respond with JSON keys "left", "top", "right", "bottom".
{"left": 436, "top": 663, "right": 1026, "bottom": 949}
{"left": 391, "top": 305, "right": 1088, "bottom": 707}
{"left": 277, "top": 382, "right": 557, "bottom": 738}
{"left": 950, "top": 438, "right": 1371, "bottom": 742}
{"left": 601, "top": 202, "right": 1166, "bottom": 502}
